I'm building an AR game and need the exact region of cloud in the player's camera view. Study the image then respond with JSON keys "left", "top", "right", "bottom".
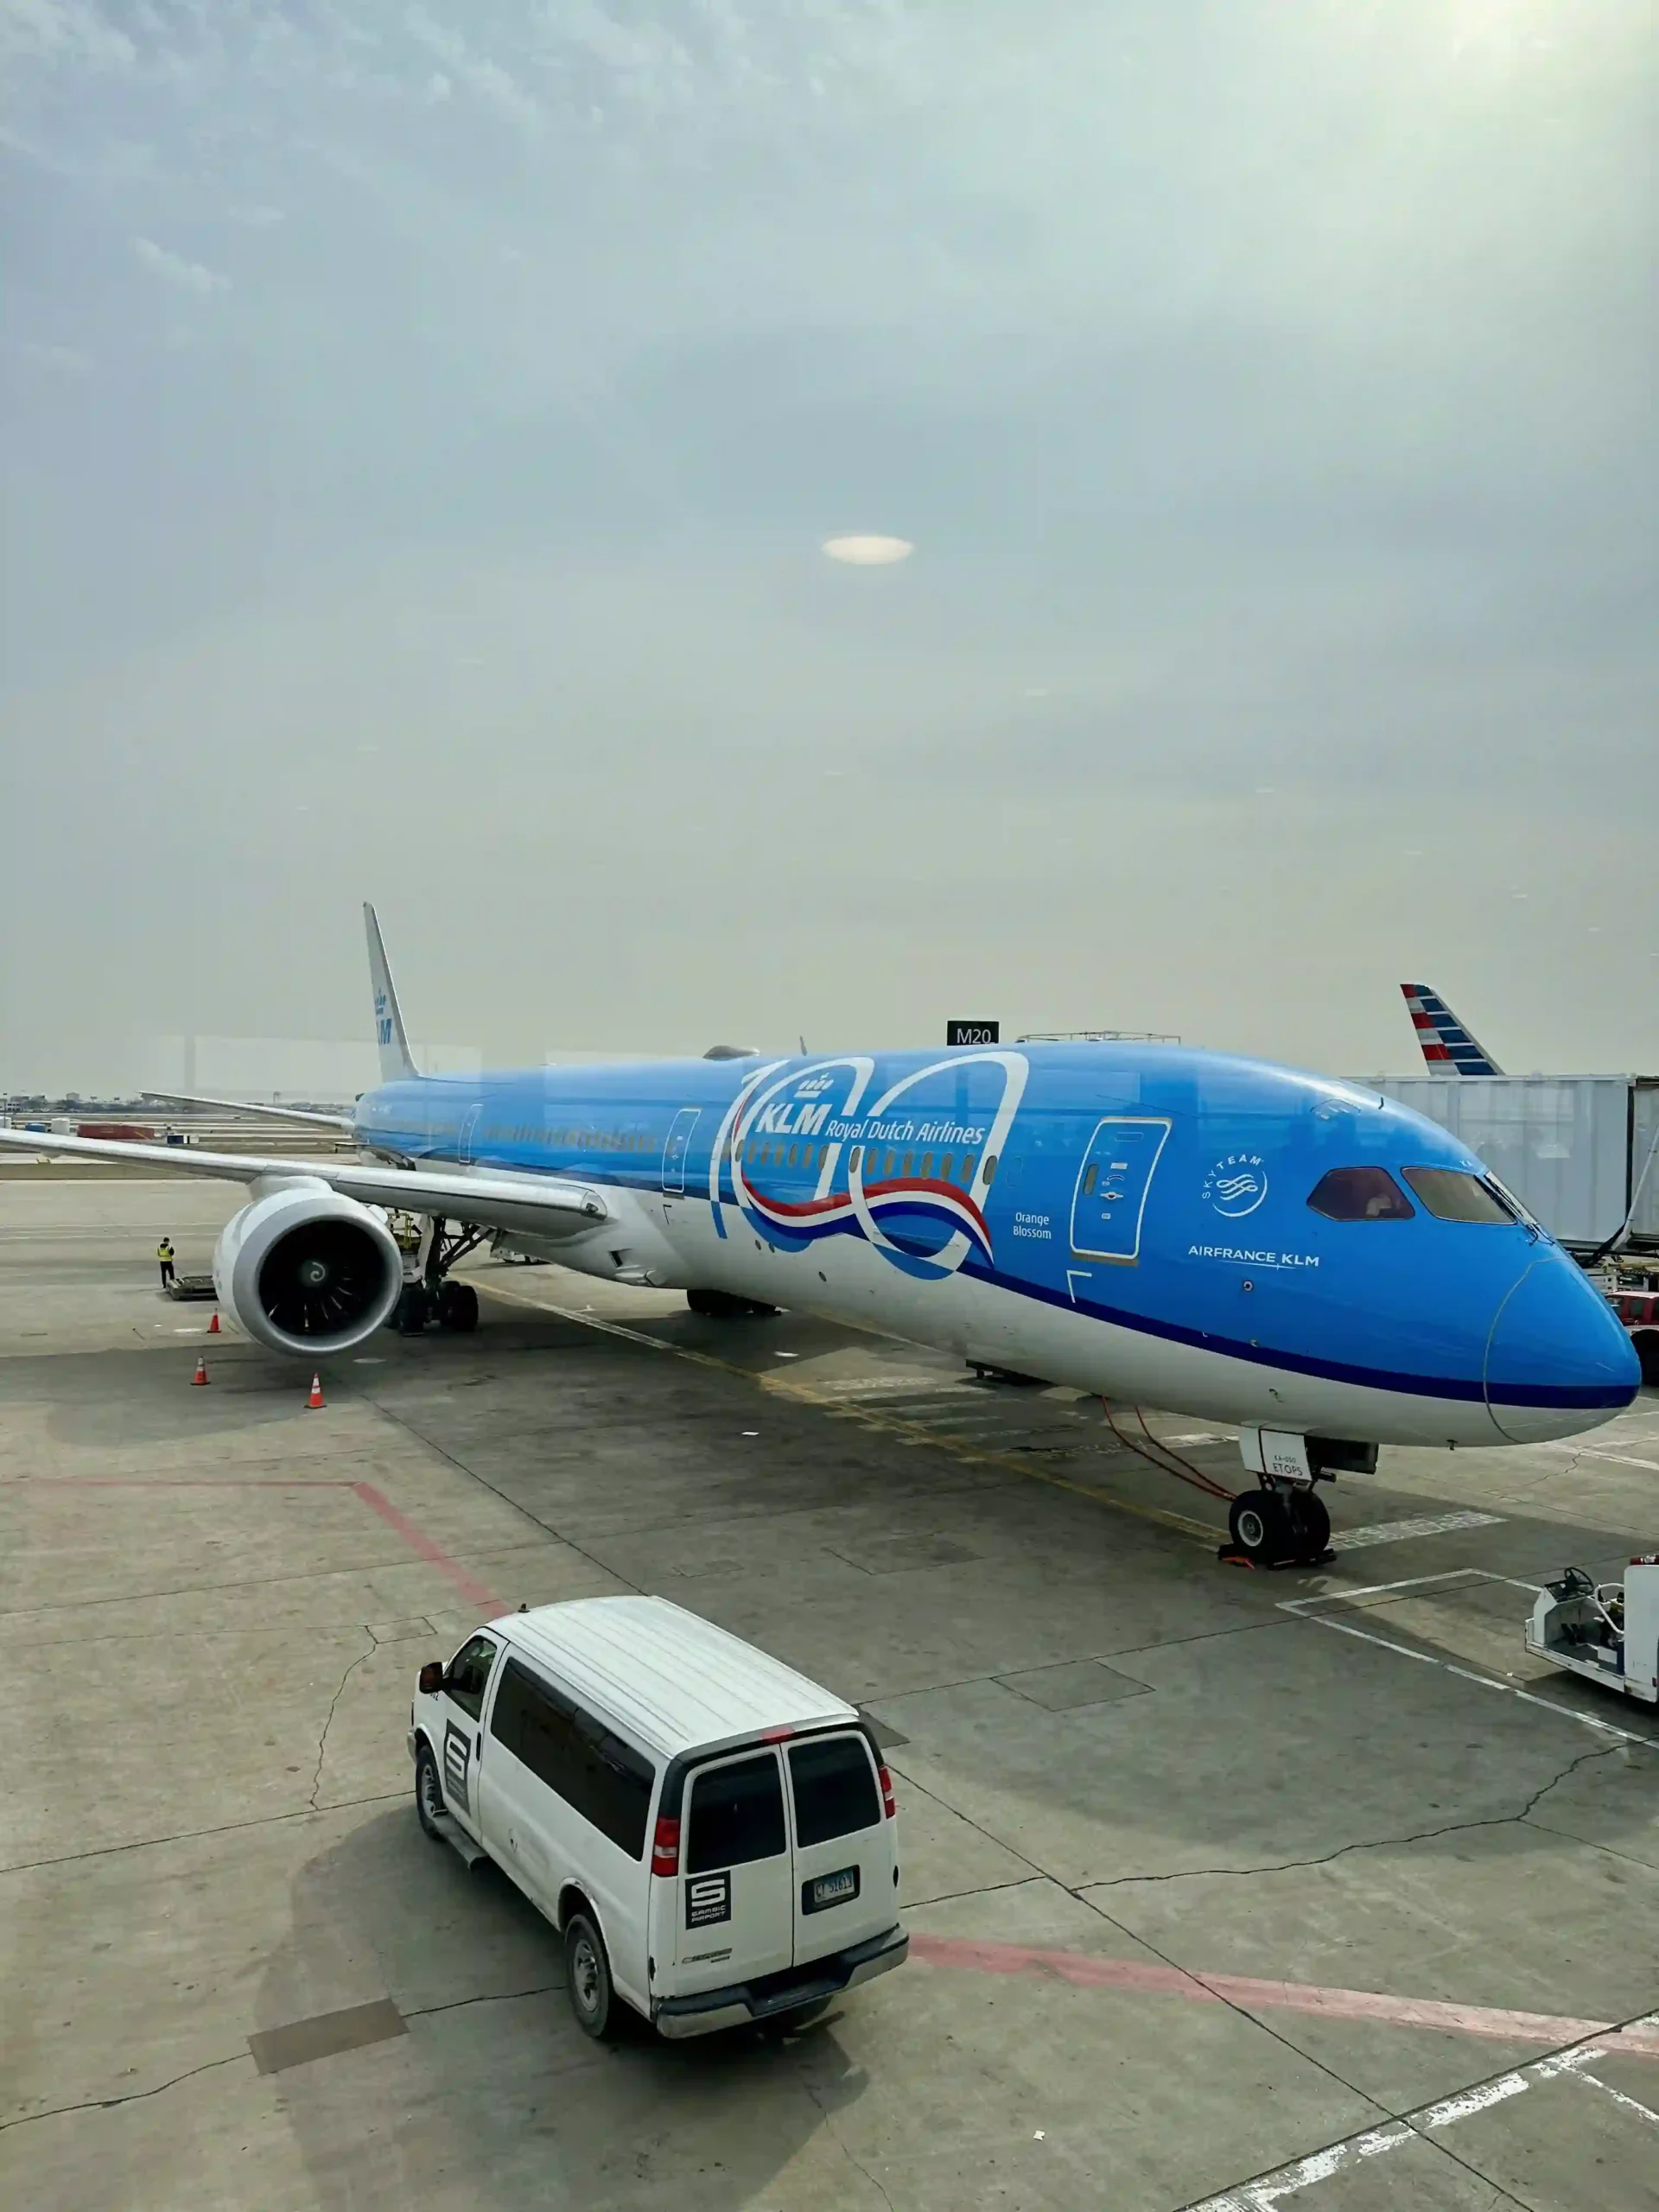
{"left": 13, "top": 340, "right": 93, "bottom": 376}
{"left": 0, "top": 0, "right": 135, "bottom": 73}
{"left": 131, "top": 237, "right": 228, "bottom": 295}
{"left": 823, "top": 536, "right": 914, "bottom": 566}
{"left": 229, "top": 205, "right": 283, "bottom": 228}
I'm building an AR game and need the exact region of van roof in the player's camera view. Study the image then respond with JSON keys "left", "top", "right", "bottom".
{"left": 492, "top": 1596, "right": 858, "bottom": 1762}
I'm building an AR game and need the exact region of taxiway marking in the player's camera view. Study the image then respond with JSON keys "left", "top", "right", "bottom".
{"left": 1280, "top": 1573, "right": 1656, "bottom": 1746}
{"left": 907, "top": 1933, "right": 1659, "bottom": 2057}
{"left": 1185, "top": 2030, "right": 1659, "bottom": 2209}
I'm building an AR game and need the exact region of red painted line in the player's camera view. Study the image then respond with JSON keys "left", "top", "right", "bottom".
{"left": 6, "top": 1474, "right": 501, "bottom": 1616}
{"left": 352, "top": 1482, "right": 501, "bottom": 1613}
{"left": 2, "top": 1478, "right": 349, "bottom": 1488}
{"left": 906, "top": 1935, "right": 1659, "bottom": 2058}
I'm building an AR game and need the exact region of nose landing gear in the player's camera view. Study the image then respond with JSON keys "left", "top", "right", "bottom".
{"left": 1225, "top": 1483, "right": 1332, "bottom": 1568}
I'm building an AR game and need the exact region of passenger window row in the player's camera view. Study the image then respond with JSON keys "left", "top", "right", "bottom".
{"left": 740, "top": 1139, "right": 997, "bottom": 1187}
{"left": 480, "top": 1125, "right": 658, "bottom": 1154}
{"left": 490, "top": 1658, "right": 656, "bottom": 1858}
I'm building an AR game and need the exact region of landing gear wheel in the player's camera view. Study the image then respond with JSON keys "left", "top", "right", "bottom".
{"left": 435, "top": 1281, "right": 480, "bottom": 1332}
{"left": 564, "top": 1912, "right": 614, "bottom": 2040}
{"left": 1287, "top": 1489, "right": 1332, "bottom": 1563}
{"left": 415, "top": 1744, "right": 446, "bottom": 1839}
{"left": 1228, "top": 1489, "right": 1292, "bottom": 1565}
{"left": 394, "top": 1284, "right": 429, "bottom": 1335}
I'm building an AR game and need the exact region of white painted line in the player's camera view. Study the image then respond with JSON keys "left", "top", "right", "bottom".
{"left": 1532, "top": 1441, "right": 1659, "bottom": 1472}
{"left": 1188, "top": 2026, "right": 1659, "bottom": 2209}
{"left": 1281, "top": 1585, "right": 1655, "bottom": 1746}
{"left": 1421, "top": 2071, "right": 1530, "bottom": 2126}
{"left": 1577, "top": 2069, "right": 1659, "bottom": 2127}
{"left": 1329, "top": 1510, "right": 1503, "bottom": 1552}
{"left": 1290, "top": 1612, "right": 1441, "bottom": 1666}
{"left": 1284, "top": 1569, "right": 1478, "bottom": 1608}
{"left": 800, "top": 1375, "right": 963, "bottom": 1398}
{"left": 1186, "top": 2126, "right": 1414, "bottom": 2209}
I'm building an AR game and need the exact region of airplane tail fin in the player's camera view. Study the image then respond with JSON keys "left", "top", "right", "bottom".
{"left": 1399, "top": 983, "right": 1503, "bottom": 1076}
{"left": 365, "top": 903, "right": 419, "bottom": 1083}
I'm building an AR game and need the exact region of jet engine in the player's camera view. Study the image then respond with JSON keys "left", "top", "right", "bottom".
{"left": 213, "top": 1181, "right": 404, "bottom": 1356}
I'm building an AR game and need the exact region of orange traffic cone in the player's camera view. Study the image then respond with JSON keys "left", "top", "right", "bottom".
{"left": 192, "top": 1355, "right": 209, "bottom": 1386}
{"left": 307, "top": 1372, "right": 324, "bottom": 1410}
{"left": 207, "top": 1311, "right": 221, "bottom": 1335}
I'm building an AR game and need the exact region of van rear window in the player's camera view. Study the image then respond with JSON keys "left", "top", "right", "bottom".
{"left": 789, "top": 1736, "right": 880, "bottom": 1847}
{"left": 686, "top": 1753, "right": 786, "bottom": 1873}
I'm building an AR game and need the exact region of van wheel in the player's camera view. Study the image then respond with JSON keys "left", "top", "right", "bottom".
{"left": 415, "top": 1744, "right": 445, "bottom": 1839}
{"left": 564, "top": 1913, "right": 614, "bottom": 2040}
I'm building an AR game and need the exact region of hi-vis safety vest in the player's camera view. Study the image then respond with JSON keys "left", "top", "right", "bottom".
{"left": 157, "top": 1243, "right": 174, "bottom": 1262}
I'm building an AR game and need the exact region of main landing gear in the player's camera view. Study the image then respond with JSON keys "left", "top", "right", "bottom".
{"left": 394, "top": 1217, "right": 487, "bottom": 1335}
{"left": 1225, "top": 1484, "right": 1332, "bottom": 1569}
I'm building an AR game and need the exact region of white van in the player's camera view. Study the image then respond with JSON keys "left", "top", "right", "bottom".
{"left": 407, "top": 1596, "right": 908, "bottom": 2039}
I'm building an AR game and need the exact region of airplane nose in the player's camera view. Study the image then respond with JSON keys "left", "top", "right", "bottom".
{"left": 1483, "top": 1255, "right": 1641, "bottom": 1443}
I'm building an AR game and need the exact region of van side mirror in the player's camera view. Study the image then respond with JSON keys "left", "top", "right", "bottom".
{"left": 418, "top": 1661, "right": 445, "bottom": 1694}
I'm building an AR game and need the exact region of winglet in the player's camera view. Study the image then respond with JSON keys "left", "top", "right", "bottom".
{"left": 1399, "top": 983, "right": 1503, "bottom": 1076}
{"left": 365, "top": 904, "right": 418, "bottom": 1082}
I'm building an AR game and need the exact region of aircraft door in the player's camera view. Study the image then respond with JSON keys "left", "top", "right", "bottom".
{"left": 1070, "top": 1118, "right": 1171, "bottom": 1264}
{"left": 662, "top": 1107, "right": 700, "bottom": 1195}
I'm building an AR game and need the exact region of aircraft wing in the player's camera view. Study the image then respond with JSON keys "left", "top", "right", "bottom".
{"left": 0, "top": 1127, "right": 611, "bottom": 1235}
{"left": 142, "top": 1090, "right": 355, "bottom": 1131}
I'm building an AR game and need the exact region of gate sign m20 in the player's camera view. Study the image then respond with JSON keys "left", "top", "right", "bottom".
{"left": 946, "top": 1020, "right": 999, "bottom": 1047}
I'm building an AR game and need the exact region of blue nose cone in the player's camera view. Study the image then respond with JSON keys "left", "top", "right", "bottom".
{"left": 1484, "top": 1255, "right": 1641, "bottom": 1442}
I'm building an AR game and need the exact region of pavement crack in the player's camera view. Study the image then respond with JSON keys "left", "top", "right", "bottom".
{"left": 403, "top": 1983, "right": 561, "bottom": 2019}
{"left": 0, "top": 2051, "right": 247, "bottom": 2134}
{"left": 308, "top": 1638, "right": 376, "bottom": 1811}
{"left": 796, "top": 2063, "right": 895, "bottom": 2211}
{"left": 1082, "top": 1743, "right": 1623, "bottom": 1891}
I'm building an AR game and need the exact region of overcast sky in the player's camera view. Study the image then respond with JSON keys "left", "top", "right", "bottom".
{"left": 3, "top": 1, "right": 1655, "bottom": 1093}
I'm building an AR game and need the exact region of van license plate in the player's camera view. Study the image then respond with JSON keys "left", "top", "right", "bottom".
{"left": 806, "top": 1866, "right": 859, "bottom": 1913}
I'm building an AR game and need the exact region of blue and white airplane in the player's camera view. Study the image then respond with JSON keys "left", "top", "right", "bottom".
{"left": 3, "top": 907, "right": 1638, "bottom": 1564}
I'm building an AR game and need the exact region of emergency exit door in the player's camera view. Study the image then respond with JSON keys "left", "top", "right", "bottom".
{"left": 1069, "top": 1118, "right": 1170, "bottom": 1263}
{"left": 662, "top": 1107, "right": 700, "bottom": 1195}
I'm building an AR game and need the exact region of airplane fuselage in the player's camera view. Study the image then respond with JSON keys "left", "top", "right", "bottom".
{"left": 358, "top": 1043, "right": 1638, "bottom": 1451}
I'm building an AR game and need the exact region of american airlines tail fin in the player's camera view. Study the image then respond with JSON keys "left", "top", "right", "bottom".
{"left": 1399, "top": 983, "right": 1503, "bottom": 1076}
{"left": 365, "top": 903, "right": 419, "bottom": 1083}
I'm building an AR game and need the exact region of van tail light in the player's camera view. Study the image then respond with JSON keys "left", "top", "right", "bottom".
{"left": 651, "top": 1815, "right": 681, "bottom": 1877}
{"left": 878, "top": 1764, "right": 897, "bottom": 1819}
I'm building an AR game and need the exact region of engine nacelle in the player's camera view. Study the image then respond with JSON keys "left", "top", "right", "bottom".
{"left": 214, "top": 1180, "right": 404, "bottom": 1356}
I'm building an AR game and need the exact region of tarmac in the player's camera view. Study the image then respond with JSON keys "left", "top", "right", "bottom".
{"left": 2, "top": 1172, "right": 1657, "bottom": 2212}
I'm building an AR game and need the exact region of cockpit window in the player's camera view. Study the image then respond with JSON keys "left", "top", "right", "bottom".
{"left": 1401, "top": 1166, "right": 1515, "bottom": 1224}
{"left": 1307, "top": 1166, "right": 1414, "bottom": 1221}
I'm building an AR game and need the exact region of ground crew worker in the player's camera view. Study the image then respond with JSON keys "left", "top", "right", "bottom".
{"left": 156, "top": 1236, "right": 175, "bottom": 1289}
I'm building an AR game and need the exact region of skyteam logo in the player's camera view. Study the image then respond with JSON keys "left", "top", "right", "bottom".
{"left": 1203, "top": 1153, "right": 1268, "bottom": 1219}
{"left": 726, "top": 1052, "right": 1028, "bottom": 1281}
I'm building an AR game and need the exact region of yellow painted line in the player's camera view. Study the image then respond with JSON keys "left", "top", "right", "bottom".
{"left": 478, "top": 1280, "right": 1220, "bottom": 1548}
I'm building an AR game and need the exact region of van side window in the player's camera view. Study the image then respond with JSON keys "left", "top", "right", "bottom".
{"left": 489, "top": 1660, "right": 655, "bottom": 1858}
{"left": 686, "top": 1753, "right": 785, "bottom": 1873}
{"left": 443, "top": 1633, "right": 499, "bottom": 1720}
{"left": 789, "top": 1736, "right": 880, "bottom": 1847}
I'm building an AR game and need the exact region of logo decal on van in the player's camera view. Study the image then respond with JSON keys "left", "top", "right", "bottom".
{"left": 442, "top": 1721, "right": 471, "bottom": 1817}
{"left": 685, "top": 1871, "right": 732, "bottom": 1929}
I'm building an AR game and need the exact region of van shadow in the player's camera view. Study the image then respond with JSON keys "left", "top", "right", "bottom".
{"left": 257, "top": 1808, "right": 863, "bottom": 2211}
